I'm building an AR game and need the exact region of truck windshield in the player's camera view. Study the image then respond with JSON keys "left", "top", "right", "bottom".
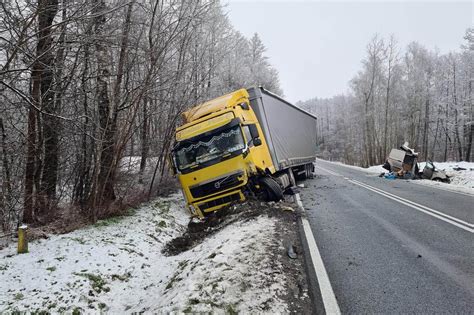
{"left": 174, "top": 125, "right": 245, "bottom": 172}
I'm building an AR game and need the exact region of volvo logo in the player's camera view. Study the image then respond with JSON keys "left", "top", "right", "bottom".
{"left": 213, "top": 173, "right": 235, "bottom": 190}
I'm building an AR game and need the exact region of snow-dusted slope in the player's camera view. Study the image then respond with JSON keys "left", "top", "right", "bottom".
{"left": 0, "top": 194, "right": 288, "bottom": 313}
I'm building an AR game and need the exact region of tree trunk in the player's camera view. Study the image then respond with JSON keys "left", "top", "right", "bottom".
{"left": 452, "top": 61, "right": 463, "bottom": 160}
{"left": 38, "top": 0, "right": 61, "bottom": 216}
{"left": 431, "top": 112, "right": 441, "bottom": 161}
{"left": 91, "top": 0, "right": 134, "bottom": 209}
{"left": 422, "top": 98, "right": 430, "bottom": 160}
{"left": 1, "top": 117, "right": 13, "bottom": 231}
{"left": 24, "top": 104, "right": 37, "bottom": 223}
{"left": 24, "top": 0, "right": 59, "bottom": 223}
{"left": 139, "top": 98, "right": 149, "bottom": 183}
{"left": 364, "top": 94, "right": 375, "bottom": 166}
{"left": 383, "top": 38, "right": 395, "bottom": 161}
{"left": 465, "top": 79, "right": 473, "bottom": 161}
{"left": 444, "top": 85, "right": 449, "bottom": 161}
{"left": 89, "top": 0, "right": 114, "bottom": 211}
{"left": 73, "top": 14, "right": 93, "bottom": 208}
{"left": 454, "top": 108, "right": 463, "bottom": 160}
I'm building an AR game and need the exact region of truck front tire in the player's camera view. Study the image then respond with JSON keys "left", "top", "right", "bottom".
{"left": 259, "top": 176, "right": 283, "bottom": 202}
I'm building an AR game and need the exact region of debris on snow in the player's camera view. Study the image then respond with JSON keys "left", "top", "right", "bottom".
{"left": 287, "top": 244, "right": 297, "bottom": 259}
{"left": 330, "top": 160, "right": 474, "bottom": 194}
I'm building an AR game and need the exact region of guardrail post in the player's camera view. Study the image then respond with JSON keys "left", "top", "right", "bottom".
{"left": 17, "top": 225, "right": 28, "bottom": 254}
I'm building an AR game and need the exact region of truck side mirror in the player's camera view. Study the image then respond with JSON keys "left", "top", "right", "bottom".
{"left": 248, "top": 124, "right": 262, "bottom": 146}
{"left": 249, "top": 124, "right": 259, "bottom": 139}
{"left": 239, "top": 102, "right": 250, "bottom": 110}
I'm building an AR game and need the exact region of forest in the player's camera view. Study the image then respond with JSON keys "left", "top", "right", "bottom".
{"left": 1, "top": 0, "right": 472, "bottom": 235}
{"left": 0, "top": 0, "right": 281, "bottom": 232}
{"left": 298, "top": 30, "right": 473, "bottom": 168}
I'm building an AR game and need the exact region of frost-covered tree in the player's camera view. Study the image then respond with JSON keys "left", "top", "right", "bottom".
{"left": 298, "top": 30, "right": 473, "bottom": 166}
{"left": 0, "top": 0, "right": 283, "bottom": 230}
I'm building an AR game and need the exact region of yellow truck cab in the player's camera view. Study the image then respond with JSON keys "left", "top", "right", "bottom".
{"left": 171, "top": 87, "right": 317, "bottom": 218}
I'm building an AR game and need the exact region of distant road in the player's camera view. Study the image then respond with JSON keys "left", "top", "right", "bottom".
{"left": 301, "top": 159, "right": 473, "bottom": 313}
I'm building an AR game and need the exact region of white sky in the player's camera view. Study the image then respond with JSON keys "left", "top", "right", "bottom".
{"left": 225, "top": 0, "right": 473, "bottom": 103}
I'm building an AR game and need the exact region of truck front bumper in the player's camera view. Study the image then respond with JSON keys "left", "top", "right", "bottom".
{"left": 190, "top": 189, "right": 246, "bottom": 218}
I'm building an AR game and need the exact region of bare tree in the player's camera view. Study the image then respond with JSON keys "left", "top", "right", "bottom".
{"left": 0, "top": 0, "right": 284, "bottom": 230}
{"left": 24, "top": 0, "right": 59, "bottom": 223}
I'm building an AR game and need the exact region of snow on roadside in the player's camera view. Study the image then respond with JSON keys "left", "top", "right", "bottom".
{"left": 328, "top": 161, "right": 386, "bottom": 174}
{"left": 325, "top": 160, "right": 474, "bottom": 194}
{"left": 410, "top": 161, "right": 474, "bottom": 195}
{"left": 0, "top": 194, "right": 287, "bottom": 313}
{"left": 154, "top": 216, "right": 286, "bottom": 313}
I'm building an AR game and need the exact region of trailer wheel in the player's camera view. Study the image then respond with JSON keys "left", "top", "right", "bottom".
{"left": 305, "top": 163, "right": 314, "bottom": 179}
{"left": 288, "top": 168, "right": 296, "bottom": 187}
{"left": 259, "top": 176, "right": 283, "bottom": 202}
{"left": 306, "top": 164, "right": 312, "bottom": 179}
{"left": 295, "top": 166, "right": 307, "bottom": 181}
{"left": 298, "top": 164, "right": 312, "bottom": 180}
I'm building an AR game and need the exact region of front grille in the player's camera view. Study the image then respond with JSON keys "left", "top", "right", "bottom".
{"left": 190, "top": 171, "right": 243, "bottom": 198}
{"left": 198, "top": 193, "right": 241, "bottom": 212}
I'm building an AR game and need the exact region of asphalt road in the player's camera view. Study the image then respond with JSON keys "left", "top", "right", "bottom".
{"left": 300, "top": 159, "right": 474, "bottom": 313}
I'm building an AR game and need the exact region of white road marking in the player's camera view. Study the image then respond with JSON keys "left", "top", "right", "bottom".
{"left": 315, "top": 166, "right": 342, "bottom": 177}
{"left": 351, "top": 179, "right": 474, "bottom": 228}
{"left": 295, "top": 193, "right": 341, "bottom": 315}
{"left": 348, "top": 179, "right": 474, "bottom": 232}
{"left": 316, "top": 165, "right": 473, "bottom": 233}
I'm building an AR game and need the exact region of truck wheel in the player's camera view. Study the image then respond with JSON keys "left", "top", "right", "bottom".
{"left": 296, "top": 166, "right": 307, "bottom": 181}
{"left": 259, "top": 177, "right": 283, "bottom": 202}
{"left": 288, "top": 168, "right": 296, "bottom": 187}
{"left": 299, "top": 164, "right": 312, "bottom": 180}
{"left": 306, "top": 164, "right": 312, "bottom": 179}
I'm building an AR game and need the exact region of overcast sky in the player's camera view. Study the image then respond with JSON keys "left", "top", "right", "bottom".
{"left": 225, "top": 1, "right": 473, "bottom": 103}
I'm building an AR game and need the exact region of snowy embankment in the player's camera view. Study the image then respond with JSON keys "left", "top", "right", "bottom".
{"left": 331, "top": 161, "right": 474, "bottom": 194}
{"left": 0, "top": 194, "right": 292, "bottom": 313}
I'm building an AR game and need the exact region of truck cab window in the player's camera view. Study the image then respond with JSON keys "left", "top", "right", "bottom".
{"left": 174, "top": 125, "right": 245, "bottom": 172}
{"left": 243, "top": 125, "right": 254, "bottom": 147}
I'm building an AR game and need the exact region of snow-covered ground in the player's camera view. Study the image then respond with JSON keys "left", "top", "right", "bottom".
{"left": 409, "top": 162, "right": 474, "bottom": 195}
{"left": 119, "top": 156, "right": 159, "bottom": 175}
{"left": 328, "top": 160, "right": 474, "bottom": 195}
{"left": 0, "top": 194, "right": 290, "bottom": 313}
{"left": 329, "top": 161, "right": 387, "bottom": 174}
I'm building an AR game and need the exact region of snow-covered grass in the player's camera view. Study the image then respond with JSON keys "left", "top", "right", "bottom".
{"left": 0, "top": 194, "right": 287, "bottom": 313}
{"left": 327, "top": 160, "right": 474, "bottom": 194}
